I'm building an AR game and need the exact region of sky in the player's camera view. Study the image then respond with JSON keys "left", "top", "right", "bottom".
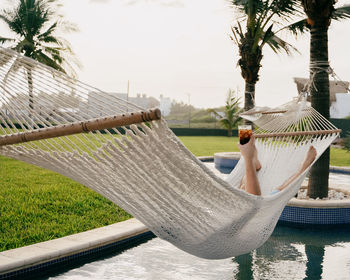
{"left": 0, "top": 0, "right": 350, "bottom": 109}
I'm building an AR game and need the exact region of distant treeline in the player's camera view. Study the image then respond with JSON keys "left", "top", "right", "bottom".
{"left": 165, "top": 101, "right": 229, "bottom": 129}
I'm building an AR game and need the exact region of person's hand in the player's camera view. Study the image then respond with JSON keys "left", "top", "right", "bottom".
{"left": 238, "top": 135, "right": 256, "bottom": 161}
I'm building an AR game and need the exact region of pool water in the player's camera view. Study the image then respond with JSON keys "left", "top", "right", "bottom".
{"left": 44, "top": 163, "right": 350, "bottom": 280}
{"left": 47, "top": 225, "right": 350, "bottom": 280}
{"left": 329, "top": 172, "right": 350, "bottom": 191}
{"left": 208, "top": 162, "right": 350, "bottom": 192}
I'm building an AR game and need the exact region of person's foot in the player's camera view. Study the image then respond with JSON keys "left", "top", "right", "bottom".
{"left": 300, "top": 146, "right": 317, "bottom": 172}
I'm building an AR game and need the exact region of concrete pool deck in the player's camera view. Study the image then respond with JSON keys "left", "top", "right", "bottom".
{"left": 0, "top": 218, "right": 149, "bottom": 278}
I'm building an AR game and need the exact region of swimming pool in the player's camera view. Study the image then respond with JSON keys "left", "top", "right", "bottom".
{"left": 47, "top": 225, "right": 350, "bottom": 280}
{"left": 207, "top": 162, "right": 350, "bottom": 192}
{"left": 3, "top": 161, "right": 349, "bottom": 280}
{"left": 44, "top": 163, "right": 350, "bottom": 280}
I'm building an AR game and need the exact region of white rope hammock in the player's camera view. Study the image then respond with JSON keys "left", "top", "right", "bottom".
{"left": 0, "top": 47, "right": 340, "bottom": 259}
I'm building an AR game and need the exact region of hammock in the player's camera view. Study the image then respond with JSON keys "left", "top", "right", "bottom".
{"left": 0, "top": 48, "right": 340, "bottom": 259}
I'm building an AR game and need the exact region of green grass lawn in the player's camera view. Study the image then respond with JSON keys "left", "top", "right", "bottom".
{"left": 0, "top": 136, "right": 349, "bottom": 252}
{"left": 178, "top": 136, "right": 350, "bottom": 166}
{"left": 178, "top": 136, "right": 240, "bottom": 156}
{"left": 328, "top": 147, "right": 350, "bottom": 166}
{"left": 0, "top": 156, "right": 131, "bottom": 252}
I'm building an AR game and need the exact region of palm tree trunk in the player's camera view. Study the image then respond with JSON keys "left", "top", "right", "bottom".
{"left": 243, "top": 82, "right": 256, "bottom": 125}
{"left": 244, "top": 82, "right": 255, "bottom": 111}
{"left": 238, "top": 30, "right": 262, "bottom": 118}
{"left": 307, "top": 24, "right": 330, "bottom": 199}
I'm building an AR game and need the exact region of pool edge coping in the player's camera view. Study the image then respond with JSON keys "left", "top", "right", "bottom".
{"left": 0, "top": 218, "right": 148, "bottom": 277}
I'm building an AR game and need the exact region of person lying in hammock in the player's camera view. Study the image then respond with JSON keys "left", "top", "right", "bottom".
{"left": 238, "top": 136, "right": 317, "bottom": 196}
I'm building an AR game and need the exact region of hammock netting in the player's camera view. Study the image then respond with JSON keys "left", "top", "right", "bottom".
{"left": 0, "top": 48, "right": 340, "bottom": 259}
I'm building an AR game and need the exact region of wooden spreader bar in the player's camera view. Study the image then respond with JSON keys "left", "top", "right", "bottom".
{"left": 0, "top": 109, "right": 161, "bottom": 146}
{"left": 241, "top": 110, "right": 288, "bottom": 116}
{"left": 254, "top": 129, "right": 341, "bottom": 138}
{"left": 240, "top": 109, "right": 311, "bottom": 116}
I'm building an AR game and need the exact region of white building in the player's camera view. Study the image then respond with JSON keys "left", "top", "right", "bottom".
{"left": 294, "top": 77, "right": 350, "bottom": 119}
{"left": 130, "top": 93, "right": 159, "bottom": 109}
{"left": 159, "top": 94, "right": 172, "bottom": 116}
{"left": 330, "top": 93, "right": 350, "bottom": 118}
{"left": 85, "top": 91, "right": 160, "bottom": 117}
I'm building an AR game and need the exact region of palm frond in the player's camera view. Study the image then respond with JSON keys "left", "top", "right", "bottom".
{"left": 230, "top": 0, "right": 264, "bottom": 14}
{"left": 38, "top": 22, "right": 58, "bottom": 40}
{"left": 0, "top": 12, "right": 25, "bottom": 36}
{"left": 219, "top": 118, "right": 232, "bottom": 129}
{"left": 207, "top": 109, "right": 222, "bottom": 119}
{"left": 278, "top": 5, "right": 350, "bottom": 36}
{"left": 230, "top": 26, "right": 240, "bottom": 44}
{"left": 0, "top": 36, "right": 16, "bottom": 45}
{"left": 0, "top": 0, "right": 79, "bottom": 77}
{"left": 40, "top": 35, "right": 60, "bottom": 44}
{"left": 332, "top": 5, "right": 350, "bottom": 21}
{"left": 237, "top": 21, "right": 244, "bottom": 37}
{"left": 261, "top": 24, "right": 273, "bottom": 45}
{"left": 268, "top": 0, "right": 303, "bottom": 19}
{"left": 279, "top": 18, "right": 308, "bottom": 36}
{"left": 33, "top": 50, "right": 66, "bottom": 73}
{"left": 265, "top": 34, "right": 299, "bottom": 55}
{"left": 58, "top": 20, "right": 79, "bottom": 33}
{"left": 43, "top": 43, "right": 81, "bottom": 76}
{"left": 210, "top": 89, "right": 242, "bottom": 131}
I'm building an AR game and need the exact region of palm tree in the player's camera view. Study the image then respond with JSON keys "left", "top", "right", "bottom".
{"left": 209, "top": 89, "right": 242, "bottom": 137}
{"left": 230, "top": 0, "right": 350, "bottom": 198}
{"left": 229, "top": 0, "right": 302, "bottom": 112}
{"left": 0, "top": 0, "right": 79, "bottom": 111}
{"left": 297, "top": 1, "right": 350, "bottom": 199}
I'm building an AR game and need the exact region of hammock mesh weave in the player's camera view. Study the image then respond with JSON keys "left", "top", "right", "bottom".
{"left": 0, "top": 48, "right": 340, "bottom": 259}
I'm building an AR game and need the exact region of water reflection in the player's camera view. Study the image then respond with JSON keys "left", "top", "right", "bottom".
{"left": 304, "top": 245, "right": 324, "bottom": 280}
{"left": 233, "top": 225, "right": 350, "bottom": 280}
{"left": 48, "top": 225, "right": 350, "bottom": 280}
{"left": 235, "top": 253, "right": 253, "bottom": 280}
{"left": 41, "top": 164, "right": 350, "bottom": 279}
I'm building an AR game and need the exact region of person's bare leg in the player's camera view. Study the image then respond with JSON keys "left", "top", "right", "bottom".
{"left": 254, "top": 145, "right": 261, "bottom": 171}
{"left": 240, "top": 146, "right": 261, "bottom": 191}
{"left": 244, "top": 157, "right": 261, "bottom": 195}
{"left": 299, "top": 146, "right": 317, "bottom": 173}
{"left": 238, "top": 136, "right": 261, "bottom": 196}
{"left": 276, "top": 146, "right": 317, "bottom": 191}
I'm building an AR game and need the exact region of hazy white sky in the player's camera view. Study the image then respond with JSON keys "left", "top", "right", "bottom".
{"left": 1, "top": 0, "right": 350, "bottom": 108}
